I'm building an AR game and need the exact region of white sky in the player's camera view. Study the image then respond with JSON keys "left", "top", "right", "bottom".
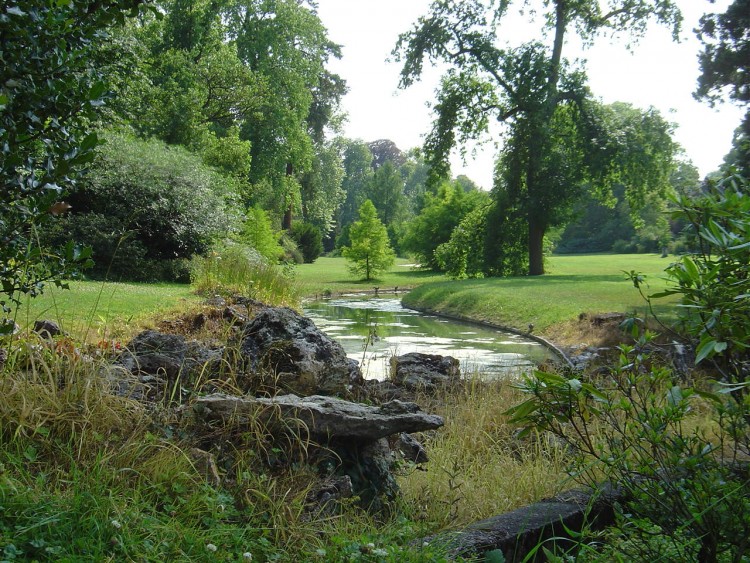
{"left": 315, "top": 0, "right": 745, "bottom": 190}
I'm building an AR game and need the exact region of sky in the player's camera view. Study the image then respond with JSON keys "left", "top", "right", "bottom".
{"left": 315, "top": 0, "right": 745, "bottom": 190}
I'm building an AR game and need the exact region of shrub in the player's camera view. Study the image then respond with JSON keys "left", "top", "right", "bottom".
{"left": 42, "top": 132, "right": 240, "bottom": 282}
{"left": 509, "top": 175, "right": 750, "bottom": 562}
{"left": 289, "top": 222, "right": 323, "bottom": 263}
{"left": 235, "top": 206, "right": 285, "bottom": 263}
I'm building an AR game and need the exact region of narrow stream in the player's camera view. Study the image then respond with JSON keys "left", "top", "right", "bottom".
{"left": 303, "top": 296, "right": 557, "bottom": 380}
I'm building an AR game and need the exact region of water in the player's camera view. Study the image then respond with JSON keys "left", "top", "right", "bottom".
{"left": 303, "top": 296, "right": 557, "bottom": 380}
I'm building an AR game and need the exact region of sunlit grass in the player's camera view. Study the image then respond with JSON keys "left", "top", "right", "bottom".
{"left": 401, "top": 253, "right": 679, "bottom": 336}
{"left": 12, "top": 280, "right": 198, "bottom": 342}
{"left": 399, "top": 378, "right": 570, "bottom": 530}
{"left": 295, "top": 256, "right": 447, "bottom": 297}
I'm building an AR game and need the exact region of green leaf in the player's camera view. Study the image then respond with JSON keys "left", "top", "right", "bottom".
{"left": 682, "top": 256, "right": 700, "bottom": 280}
{"left": 695, "top": 338, "right": 717, "bottom": 364}
{"left": 666, "top": 385, "right": 683, "bottom": 407}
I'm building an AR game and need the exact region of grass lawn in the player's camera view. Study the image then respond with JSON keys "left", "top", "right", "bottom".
{"left": 13, "top": 280, "right": 199, "bottom": 341}
{"left": 294, "top": 256, "right": 447, "bottom": 297}
{"left": 398, "top": 253, "right": 680, "bottom": 335}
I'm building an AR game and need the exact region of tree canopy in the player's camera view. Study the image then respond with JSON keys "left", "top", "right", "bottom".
{"left": 394, "top": 0, "right": 681, "bottom": 275}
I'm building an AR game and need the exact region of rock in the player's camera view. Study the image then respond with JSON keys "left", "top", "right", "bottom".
{"left": 222, "top": 306, "right": 251, "bottom": 327}
{"left": 119, "top": 330, "right": 189, "bottom": 379}
{"left": 115, "top": 330, "right": 224, "bottom": 400}
{"left": 194, "top": 393, "right": 444, "bottom": 442}
{"left": 391, "top": 352, "right": 461, "bottom": 391}
{"left": 395, "top": 432, "right": 429, "bottom": 464}
{"left": 33, "top": 319, "right": 63, "bottom": 339}
{"left": 240, "top": 306, "right": 363, "bottom": 396}
{"left": 194, "top": 393, "right": 444, "bottom": 511}
{"left": 305, "top": 475, "right": 354, "bottom": 516}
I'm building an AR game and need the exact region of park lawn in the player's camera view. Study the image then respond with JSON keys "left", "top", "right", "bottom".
{"left": 13, "top": 280, "right": 199, "bottom": 341}
{"left": 294, "top": 256, "right": 447, "bottom": 297}
{"left": 400, "top": 253, "right": 680, "bottom": 335}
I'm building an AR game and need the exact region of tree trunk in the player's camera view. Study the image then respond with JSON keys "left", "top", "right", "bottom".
{"left": 528, "top": 220, "right": 545, "bottom": 276}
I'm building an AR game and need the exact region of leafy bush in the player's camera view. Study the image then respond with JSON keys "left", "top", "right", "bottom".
{"left": 401, "top": 182, "right": 488, "bottom": 269}
{"left": 289, "top": 222, "right": 323, "bottom": 263}
{"left": 42, "top": 132, "right": 240, "bottom": 281}
{"left": 509, "top": 175, "right": 750, "bottom": 562}
{"left": 0, "top": 0, "right": 140, "bottom": 326}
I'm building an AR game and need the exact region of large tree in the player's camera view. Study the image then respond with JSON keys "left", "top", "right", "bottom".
{"left": 696, "top": 0, "right": 750, "bottom": 175}
{"left": 394, "top": 0, "right": 681, "bottom": 274}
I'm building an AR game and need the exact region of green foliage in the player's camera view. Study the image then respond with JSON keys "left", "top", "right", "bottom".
{"left": 696, "top": 0, "right": 749, "bottom": 177}
{"left": 510, "top": 176, "right": 750, "bottom": 562}
{"left": 435, "top": 205, "right": 490, "bottom": 279}
{"left": 236, "top": 206, "right": 285, "bottom": 263}
{"left": 290, "top": 222, "right": 324, "bottom": 264}
{"left": 0, "top": 0, "right": 143, "bottom": 326}
{"left": 300, "top": 140, "right": 345, "bottom": 235}
{"left": 343, "top": 201, "right": 396, "bottom": 281}
{"left": 394, "top": 0, "right": 681, "bottom": 275}
{"left": 653, "top": 175, "right": 750, "bottom": 380}
{"left": 42, "top": 132, "right": 239, "bottom": 282}
{"left": 402, "top": 182, "right": 488, "bottom": 269}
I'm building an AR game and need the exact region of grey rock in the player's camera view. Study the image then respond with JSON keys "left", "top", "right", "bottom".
{"left": 33, "top": 319, "right": 63, "bottom": 339}
{"left": 391, "top": 352, "right": 461, "bottom": 391}
{"left": 116, "top": 331, "right": 224, "bottom": 400}
{"left": 395, "top": 432, "right": 429, "bottom": 464}
{"left": 194, "top": 393, "right": 444, "bottom": 442}
{"left": 240, "top": 306, "right": 363, "bottom": 396}
{"left": 305, "top": 475, "right": 354, "bottom": 516}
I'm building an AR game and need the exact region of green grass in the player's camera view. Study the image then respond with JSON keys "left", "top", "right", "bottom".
{"left": 400, "top": 253, "right": 679, "bottom": 335}
{"left": 12, "top": 280, "right": 198, "bottom": 341}
{"left": 295, "top": 257, "right": 447, "bottom": 297}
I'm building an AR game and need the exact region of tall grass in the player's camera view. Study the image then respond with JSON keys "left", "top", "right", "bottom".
{"left": 398, "top": 378, "right": 570, "bottom": 530}
{"left": 190, "top": 245, "right": 298, "bottom": 307}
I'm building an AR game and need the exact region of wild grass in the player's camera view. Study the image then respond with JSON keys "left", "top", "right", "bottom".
{"left": 398, "top": 378, "right": 570, "bottom": 530}
{"left": 0, "top": 331, "right": 475, "bottom": 561}
{"left": 190, "top": 245, "right": 298, "bottom": 307}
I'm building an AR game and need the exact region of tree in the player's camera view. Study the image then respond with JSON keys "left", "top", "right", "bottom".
{"left": 394, "top": 0, "right": 681, "bottom": 275}
{"left": 367, "top": 160, "right": 406, "bottom": 226}
{"left": 402, "top": 181, "right": 489, "bottom": 269}
{"left": 299, "top": 140, "right": 345, "bottom": 236}
{"left": 337, "top": 140, "right": 374, "bottom": 229}
{"left": 342, "top": 200, "right": 395, "bottom": 281}
{"left": 0, "top": 0, "right": 144, "bottom": 328}
{"left": 224, "top": 0, "right": 343, "bottom": 226}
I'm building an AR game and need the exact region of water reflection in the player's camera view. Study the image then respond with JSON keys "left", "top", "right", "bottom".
{"left": 303, "top": 296, "right": 556, "bottom": 380}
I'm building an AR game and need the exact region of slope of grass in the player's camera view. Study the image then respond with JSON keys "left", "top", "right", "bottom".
{"left": 401, "top": 253, "right": 678, "bottom": 335}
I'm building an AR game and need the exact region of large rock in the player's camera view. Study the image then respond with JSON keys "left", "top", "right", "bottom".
{"left": 240, "top": 306, "right": 362, "bottom": 396}
{"left": 194, "top": 393, "right": 444, "bottom": 442}
{"left": 391, "top": 352, "right": 461, "bottom": 391}
{"left": 115, "top": 330, "right": 223, "bottom": 400}
{"left": 194, "top": 393, "right": 443, "bottom": 511}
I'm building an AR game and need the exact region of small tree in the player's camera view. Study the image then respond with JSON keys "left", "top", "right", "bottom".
{"left": 342, "top": 200, "right": 395, "bottom": 281}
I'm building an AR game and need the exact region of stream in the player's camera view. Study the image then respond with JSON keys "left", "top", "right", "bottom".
{"left": 303, "top": 295, "right": 557, "bottom": 380}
